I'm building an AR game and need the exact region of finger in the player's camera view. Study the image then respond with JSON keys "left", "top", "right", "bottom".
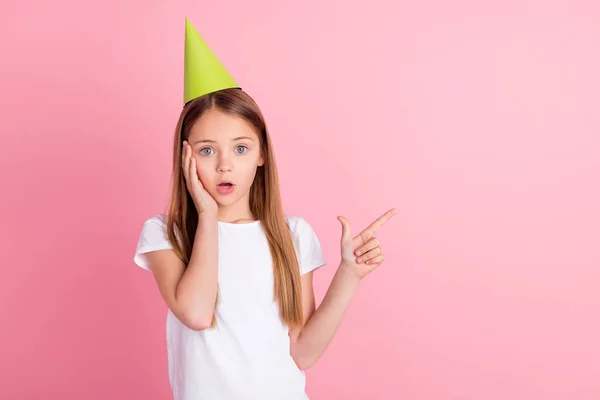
{"left": 181, "top": 141, "right": 188, "bottom": 167}
{"left": 337, "top": 216, "right": 352, "bottom": 242}
{"left": 182, "top": 141, "right": 188, "bottom": 157}
{"left": 357, "top": 208, "right": 397, "bottom": 242}
{"left": 355, "top": 237, "right": 379, "bottom": 257}
{"left": 186, "top": 146, "right": 195, "bottom": 183}
{"left": 356, "top": 246, "right": 381, "bottom": 264}
{"left": 189, "top": 156, "right": 197, "bottom": 186}
{"left": 364, "top": 253, "right": 384, "bottom": 266}
{"left": 185, "top": 146, "right": 194, "bottom": 188}
{"left": 182, "top": 143, "right": 190, "bottom": 184}
{"left": 192, "top": 158, "right": 203, "bottom": 187}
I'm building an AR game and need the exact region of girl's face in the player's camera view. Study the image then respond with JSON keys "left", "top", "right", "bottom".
{"left": 187, "top": 108, "right": 265, "bottom": 209}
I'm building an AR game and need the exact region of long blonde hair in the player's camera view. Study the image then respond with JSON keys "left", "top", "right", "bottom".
{"left": 165, "top": 88, "right": 303, "bottom": 329}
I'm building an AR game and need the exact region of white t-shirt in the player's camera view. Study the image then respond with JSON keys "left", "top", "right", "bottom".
{"left": 134, "top": 214, "right": 327, "bottom": 400}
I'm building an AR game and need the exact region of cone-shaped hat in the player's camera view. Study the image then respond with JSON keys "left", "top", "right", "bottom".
{"left": 184, "top": 17, "right": 240, "bottom": 104}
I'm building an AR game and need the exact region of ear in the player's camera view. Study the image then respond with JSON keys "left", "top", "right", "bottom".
{"left": 258, "top": 154, "right": 265, "bottom": 167}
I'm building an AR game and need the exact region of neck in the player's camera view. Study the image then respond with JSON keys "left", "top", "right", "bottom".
{"left": 217, "top": 196, "right": 255, "bottom": 224}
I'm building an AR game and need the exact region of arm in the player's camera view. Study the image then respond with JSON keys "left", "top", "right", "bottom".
{"left": 289, "top": 209, "right": 397, "bottom": 369}
{"left": 289, "top": 263, "right": 360, "bottom": 370}
{"left": 145, "top": 211, "right": 219, "bottom": 331}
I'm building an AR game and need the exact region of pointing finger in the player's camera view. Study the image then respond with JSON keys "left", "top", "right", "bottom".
{"left": 357, "top": 208, "right": 396, "bottom": 243}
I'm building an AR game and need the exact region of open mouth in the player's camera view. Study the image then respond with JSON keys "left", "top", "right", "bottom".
{"left": 217, "top": 181, "right": 235, "bottom": 194}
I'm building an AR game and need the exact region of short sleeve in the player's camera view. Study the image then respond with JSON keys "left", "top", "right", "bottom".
{"left": 133, "top": 214, "right": 174, "bottom": 271}
{"left": 288, "top": 216, "right": 327, "bottom": 275}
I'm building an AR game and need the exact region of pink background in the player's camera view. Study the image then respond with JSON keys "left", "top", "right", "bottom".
{"left": 1, "top": 1, "right": 599, "bottom": 399}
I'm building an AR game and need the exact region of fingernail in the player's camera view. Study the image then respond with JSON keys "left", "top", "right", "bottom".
{"left": 356, "top": 250, "right": 361, "bottom": 255}
{"left": 357, "top": 257, "right": 363, "bottom": 263}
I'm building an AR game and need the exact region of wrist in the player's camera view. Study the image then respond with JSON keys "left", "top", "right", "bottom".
{"left": 198, "top": 210, "right": 218, "bottom": 223}
{"left": 338, "top": 262, "right": 363, "bottom": 285}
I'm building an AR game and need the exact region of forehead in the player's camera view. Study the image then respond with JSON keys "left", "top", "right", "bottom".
{"left": 188, "top": 108, "right": 259, "bottom": 142}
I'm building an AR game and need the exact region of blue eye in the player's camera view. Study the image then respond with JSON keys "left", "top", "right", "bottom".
{"left": 235, "top": 145, "right": 248, "bottom": 154}
{"left": 200, "top": 148, "right": 213, "bottom": 156}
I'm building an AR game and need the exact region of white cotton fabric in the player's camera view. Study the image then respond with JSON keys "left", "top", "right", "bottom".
{"left": 134, "top": 214, "right": 326, "bottom": 400}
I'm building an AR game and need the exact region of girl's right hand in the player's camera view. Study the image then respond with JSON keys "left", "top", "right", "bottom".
{"left": 182, "top": 140, "right": 219, "bottom": 214}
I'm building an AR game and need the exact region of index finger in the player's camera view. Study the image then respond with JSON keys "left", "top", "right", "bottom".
{"left": 358, "top": 208, "right": 397, "bottom": 242}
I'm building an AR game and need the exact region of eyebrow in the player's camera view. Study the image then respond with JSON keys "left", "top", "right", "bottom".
{"left": 193, "top": 136, "right": 255, "bottom": 144}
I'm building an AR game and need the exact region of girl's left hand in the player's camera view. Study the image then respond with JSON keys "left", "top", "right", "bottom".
{"left": 337, "top": 208, "right": 397, "bottom": 280}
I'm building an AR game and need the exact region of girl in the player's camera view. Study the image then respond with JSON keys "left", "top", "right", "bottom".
{"left": 134, "top": 19, "right": 396, "bottom": 400}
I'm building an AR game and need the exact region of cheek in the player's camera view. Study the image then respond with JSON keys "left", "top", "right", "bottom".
{"left": 241, "top": 164, "right": 260, "bottom": 184}
{"left": 194, "top": 160, "right": 211, "bottom": 185}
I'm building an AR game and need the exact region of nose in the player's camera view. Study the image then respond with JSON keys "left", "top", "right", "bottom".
{"left": 217, "top": 154, "right": 232, "bottom": 173}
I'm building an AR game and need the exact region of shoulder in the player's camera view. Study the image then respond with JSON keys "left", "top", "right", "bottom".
{"left": 139, "top": 213, "right": 184, "bottom": 243}
{"left": 285, "top": 215, "right": 317, "bottom": 237}
{"left": 134, "top": 214, "right": 174, "bottom": 271}
{"left": 138, "top": 214, "right": 171, "bottom": 241}
{"left": 285, "top": 215, "right": 326, "bottom": 274}
{"left": 142, "top": 213, "right": 168, "bottom": 229}
{"left": 140, "top": 213, "right": 182, "bottom": 236}
{"left": 285, "top": 215, "right": 307, "bottom": 229}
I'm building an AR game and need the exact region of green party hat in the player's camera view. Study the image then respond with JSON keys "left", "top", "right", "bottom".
{"left": 184, "top": 17, "right": 240, "bottom": 104}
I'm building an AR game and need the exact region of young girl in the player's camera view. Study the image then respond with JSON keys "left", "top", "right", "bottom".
{"left": 134, "top": 18, "right": 396, "bottom": 400}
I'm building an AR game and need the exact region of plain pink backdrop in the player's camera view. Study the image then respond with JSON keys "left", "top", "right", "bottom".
{"left": 1, "top": 1, "right": 599, "bottom": 399}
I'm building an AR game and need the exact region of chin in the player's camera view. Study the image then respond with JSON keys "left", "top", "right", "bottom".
{"left": 214, "top": 195, "right": 238, "bottom": 207}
